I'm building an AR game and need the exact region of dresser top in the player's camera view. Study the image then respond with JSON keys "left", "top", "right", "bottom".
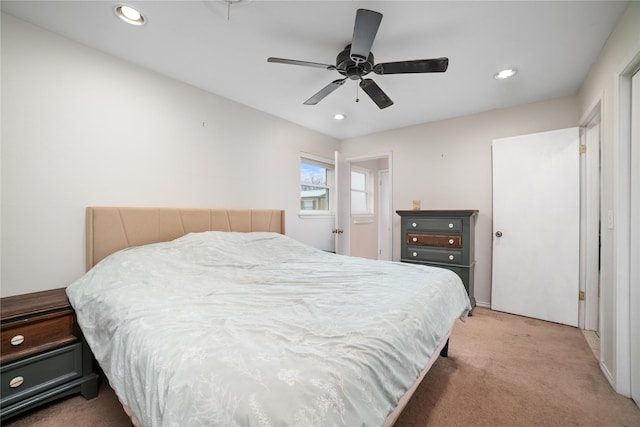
{"left": 1, "top": 288, "right": 71, "bottom": 324}
{"left": 396, "top": 210, "right": 478, "bottom": 217}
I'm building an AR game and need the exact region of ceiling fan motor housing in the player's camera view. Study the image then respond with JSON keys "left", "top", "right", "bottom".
{"left": 337, "top": 45, "right": 374, "bottom": 80}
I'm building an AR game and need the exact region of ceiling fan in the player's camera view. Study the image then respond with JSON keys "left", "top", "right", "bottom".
{"left": 267, "top": 9, "right": 448, "bottom": 109}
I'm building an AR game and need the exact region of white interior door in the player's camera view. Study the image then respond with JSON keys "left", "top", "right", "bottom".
{"left": 491, "top": 128, "right": 580, "bottom": 326}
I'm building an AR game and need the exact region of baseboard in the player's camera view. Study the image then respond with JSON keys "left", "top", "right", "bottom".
{"left": 475, "top": 301, "right": 491, "bottom": 309}
{"left": 600, "top": 360, "right": 615, "bottom": 388}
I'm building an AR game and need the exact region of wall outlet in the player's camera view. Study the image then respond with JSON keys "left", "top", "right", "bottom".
{"left": 412, "top": 200, "right": 421, "bottom": 210}
{"left": 607, "top": 210, "right": 614, "bottom": 229}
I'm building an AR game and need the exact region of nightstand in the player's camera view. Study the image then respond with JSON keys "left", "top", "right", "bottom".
{"left": 0, "top": 288, "right": 99, "bottom": 421}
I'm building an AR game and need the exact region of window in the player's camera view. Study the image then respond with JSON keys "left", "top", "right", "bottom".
{"left": 300, "top": 156, "right": 334, "bottom": 213}
{"left": 351, "top": 167, "right": 371, "bottom": 214}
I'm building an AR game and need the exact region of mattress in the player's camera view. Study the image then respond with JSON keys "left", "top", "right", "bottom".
{"left": 67, "top": 231, "right": 471, "bottom": 426}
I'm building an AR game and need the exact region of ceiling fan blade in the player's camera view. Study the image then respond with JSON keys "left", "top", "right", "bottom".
{"left": 350, "top": 9, "right": 382, "bottom": 63}
{"left": 268, "top": 57, "right": 335, "bottom": 70}
{"left": 374, "top": 57, "right": 449, "bottom": 75}
{"left": 304, "top": 79, "right": 347, "bottom": 105}
{"left": 359, "top": 79, "right": 393, "bottom": 109}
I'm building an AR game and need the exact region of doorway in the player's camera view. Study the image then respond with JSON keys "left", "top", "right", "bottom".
{"left": 335, "top": 152, "right": 393, "bottom": 259}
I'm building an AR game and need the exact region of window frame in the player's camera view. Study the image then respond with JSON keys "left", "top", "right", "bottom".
{"left": 299, "top": 153, "right": 335, "bottom": 217}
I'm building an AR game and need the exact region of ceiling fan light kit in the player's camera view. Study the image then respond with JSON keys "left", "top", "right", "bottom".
{"left": 267, "top": 8, "right": 449, "bottom": 110}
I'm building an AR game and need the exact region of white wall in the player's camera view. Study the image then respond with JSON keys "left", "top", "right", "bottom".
{"left": 0, "top": 14, "right": 339, "bottom": 297}
{"left": 577, "top": 2, "right": 640, "bottom": 395}
{"left": 340, "top": 96, "right": 579, "bottom": 307}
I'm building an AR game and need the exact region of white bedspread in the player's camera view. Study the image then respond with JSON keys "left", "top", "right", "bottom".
{"left": 67, "top": 232, "right": 470, "bottom": 427}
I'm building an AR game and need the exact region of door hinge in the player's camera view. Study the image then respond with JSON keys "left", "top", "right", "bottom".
{"left": 579, "top": 144, "right": 586, "bottom": 154}
{"left": 579, "top": 290, "right": 586, "bottom": 301}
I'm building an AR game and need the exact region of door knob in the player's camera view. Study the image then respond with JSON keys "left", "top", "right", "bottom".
{"left": 495, "top": 231, "right": 503, "bottom": 237}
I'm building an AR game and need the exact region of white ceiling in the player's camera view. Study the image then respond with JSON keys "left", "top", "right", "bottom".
{"left": 1, "top": 1, "right": 628, "bottom": 140}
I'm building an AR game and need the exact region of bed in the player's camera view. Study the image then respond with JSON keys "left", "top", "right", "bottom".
{"left": 67, "top": 207, "right": 471, "bottom": 426}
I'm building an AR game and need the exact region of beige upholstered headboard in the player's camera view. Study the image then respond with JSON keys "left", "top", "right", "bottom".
{"left": 86, "top": 207, "right": 285, "bottom": 270}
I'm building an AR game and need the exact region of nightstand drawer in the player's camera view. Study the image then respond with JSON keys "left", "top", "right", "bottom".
{"left": 1, "top": 312, "right": 77, "bottom": 364}
{"left": 406, "top": 218, "right": 463, "bottom": 232}
{"left": 405, "top": 247, "right": 463, "bottom": 264}
{"left": 0, "top": 343, "right": 82, "bottom": 408}
{"left": 406, "top": 233, "right": 462, "bottom": 248}
{"left": 1, "top": 288, "right": 99, "bottom": 422}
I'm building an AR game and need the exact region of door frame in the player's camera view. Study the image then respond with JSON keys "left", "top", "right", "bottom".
{"left": 377, "top": 169, "right": 391, "bottom": 260}
{"left": 610, "top": 44, "right": 640, "bottom": 397}
{"left": 629, "top": 63, "right": 640, "bottom": 409}
{"left": 579, "top": 101, "right": 603, "bottom": 333}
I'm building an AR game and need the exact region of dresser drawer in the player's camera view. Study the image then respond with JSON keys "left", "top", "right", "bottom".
{"left": 406, "top": 233, "right": 462, "bottom": 248}
{"left": 405, "top": 218, "right": 463, "bottom": 233}
{"left": 0, "top": 312, "right": 77, "bottom": 364}
{"left": 0, "top": 343, "right": 82, "bottom": 408}
{"left": 405, "top": 247, "right": 464, "bottom": 264}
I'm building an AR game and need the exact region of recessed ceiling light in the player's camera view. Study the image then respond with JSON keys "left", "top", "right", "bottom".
{"left": 494, "top": 68, "right": 517, "bottom": 80}
{"left": 333, "top": 113, "right": 346, "bottom": 120}
{"left": 115, "top": 4, "right": 146, "bottom": 26}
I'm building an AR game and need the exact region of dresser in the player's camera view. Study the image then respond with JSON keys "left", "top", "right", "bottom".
{"left": 0, "top": 288, "right": 99, "bottom": 421}
{"left": 397, "top": 210, "right": 478, "bottom": 311}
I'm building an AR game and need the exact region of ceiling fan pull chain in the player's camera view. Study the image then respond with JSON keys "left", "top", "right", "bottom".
{"left": 356, "top": 81, "right": 360, "bottom": 103}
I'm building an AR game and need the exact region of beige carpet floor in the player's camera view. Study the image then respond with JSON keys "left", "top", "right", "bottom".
{"left": 4, "top": 308, "right": 640, "bottom": 426}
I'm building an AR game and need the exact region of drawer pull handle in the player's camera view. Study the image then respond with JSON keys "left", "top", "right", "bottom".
{"left": 449, "top": 255, "right": 455, "bottom": 260}
{"left": 9, "top": 376, "right": 24, "bottom": 388}
{"left": 10, "top": 335, "right": 25, "bottom": 346}
{"left": 449, "top": 239, "right": 454, "bottom": 244}
{"left": 412, "top": 252, "right": 417, "bottom": 257}
{"left": 448, "top": 223, "right": 454, "bottom": 228}
{"left": 412, "top": 222, "right": 417, "bottom": 228}
{"left": 412, "top": 237, "right": 418, "bottom": 242}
